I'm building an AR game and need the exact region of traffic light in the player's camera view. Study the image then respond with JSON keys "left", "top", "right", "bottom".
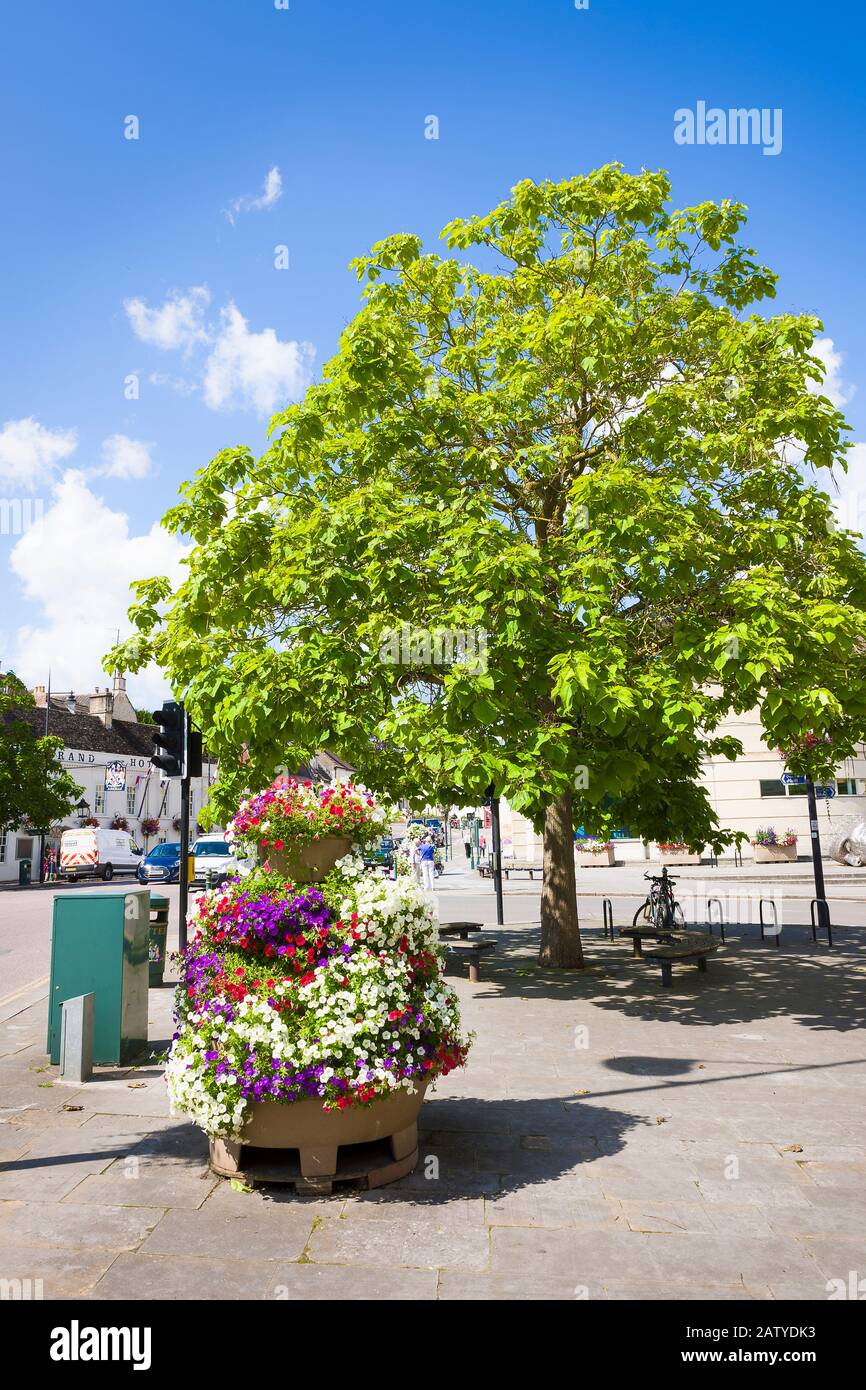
{"left": 151, "top": 701, "right": 185, "bottom": 778}
{"left": 186, "top": 729, "right": 203, "bottom": 779}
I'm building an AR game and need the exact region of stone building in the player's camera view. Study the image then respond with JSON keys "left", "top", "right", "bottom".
{"left": 0, "top": 674, "right": 217, "bottom": 882}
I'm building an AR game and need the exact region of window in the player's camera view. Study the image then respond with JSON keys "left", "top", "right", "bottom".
{"left": 0, "top": 832, "right": 6, "bottom": 863}
{"left": 126, "top": 786, "right": 136, "bottom": 814}
{"left": 94, "top": 787, "right": 105, "bottom": 814}
{"left": 787, "top": 783, "right": 807, "bottom": 796}
{"left": 759, "top": 779, "right": 786, "bottom": 797}
{"left": 16, "top": 837, "right": 34, "bottom": 860}
{"left": 837, "top": 778, "right": 859, "bottom": 796}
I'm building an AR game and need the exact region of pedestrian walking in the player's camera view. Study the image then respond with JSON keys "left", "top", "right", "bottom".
{"left": 418, "top": 834, "right": 437, "bottom": 893}
{"left": 463, "top": 826, "right": 472, "bottom": 862}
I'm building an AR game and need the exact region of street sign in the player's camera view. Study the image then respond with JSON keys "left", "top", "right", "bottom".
{"left": 781, "top": 772, "right": 806, "bottom": 785}
{"left": 816, "top": 785, "right": 836, "bottom": 799}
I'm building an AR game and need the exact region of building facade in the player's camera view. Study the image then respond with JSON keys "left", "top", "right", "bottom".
{"left": 491, "top": 708, "right": 866, "bottom": 864}
{"left": 0, "top": 674, "right": 217, "bottom": 883}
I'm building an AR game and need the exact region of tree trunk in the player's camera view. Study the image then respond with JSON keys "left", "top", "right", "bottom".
{"left": 538, "top": 787, "right": 584, "bottom": 968}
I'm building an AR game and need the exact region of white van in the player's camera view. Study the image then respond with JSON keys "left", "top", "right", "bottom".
{"left": 59, "top": 827, "right": 143, "bottom": 882}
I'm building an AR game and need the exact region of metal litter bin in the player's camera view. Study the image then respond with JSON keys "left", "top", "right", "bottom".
{"left": 47, "top": 888, "right": 149, "bottom": 1065}
{"left": 18, "top": 858, "right": 31, "bottom": 886}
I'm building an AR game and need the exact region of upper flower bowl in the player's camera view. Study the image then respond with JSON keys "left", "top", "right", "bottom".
{"left": 227, "top": 778, "right": 387, "bottom": 882}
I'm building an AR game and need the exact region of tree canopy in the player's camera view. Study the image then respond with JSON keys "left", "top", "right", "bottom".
{"left": 0, "top": 675, "right": 82, "bottom": 833}
{"left": 110, "top": 165, "right": 866, "bottom": 965}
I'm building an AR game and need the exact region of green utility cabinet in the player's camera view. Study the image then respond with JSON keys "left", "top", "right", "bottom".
{"left": 47, "top": 889, "right": 150, "bottom": 1065}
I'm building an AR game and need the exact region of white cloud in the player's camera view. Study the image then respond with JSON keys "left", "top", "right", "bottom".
{"left": 825, "top": 440, "right": 866, "bottom": 539}
{"left": 0, "top": 418, "right": 77, "bottom": 492}
{"left": 226, "top": 166, "right": 283, "bottom": 223}
{"left": 808, "top": 337, "right": 855, "bottom": 410}
{"left": 202, "top": 302, "right": 314, "bottom": 415}
{"left": 95, "top": 434, "right": 154, "bottom": 480}
{"left": 4, "top": 471, "right": 189, "bottom": 705}
{"left": 124, "top": 286, "right": 211, "bottom": 354}
{"left": 124, "top": 286, "right": 313, "bottom": 416}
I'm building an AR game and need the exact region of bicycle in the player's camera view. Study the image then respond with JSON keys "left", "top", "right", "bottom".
{"left": 632, "top": 867, "right": 685, "bottom": 931}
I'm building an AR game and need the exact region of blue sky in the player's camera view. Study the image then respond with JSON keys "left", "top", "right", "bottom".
{"left": 1, "top": 0, "right": 864, "bottom": 704}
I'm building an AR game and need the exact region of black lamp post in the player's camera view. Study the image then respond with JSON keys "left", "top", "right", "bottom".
{"left": 805, "top": 777, "right": 832, "bottom": 944}
{"left": 76, "top": 798, "right": 90, "bottom": 823}
{"left": 484, "top": 783, "right": 504, "bottom": 927}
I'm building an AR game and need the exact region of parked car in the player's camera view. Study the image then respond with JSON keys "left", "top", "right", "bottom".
{"left": 190, "top": 834, "right": 252, "bottom": 888}
{"left": 137, "top": 841, "right": 182, "bottom": 885}
{"left": 58, "top": 827, "right": 143, "bottom": 882}
{"left": 363, "top": 837, "right": 396, "bottom": 870}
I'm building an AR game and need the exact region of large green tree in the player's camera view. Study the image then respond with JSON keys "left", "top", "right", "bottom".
{"left": 110, "top": 166, "right": 866, "bottom": 967}
{"left": 0, "top": 676, "right": 82, "bottom": 833}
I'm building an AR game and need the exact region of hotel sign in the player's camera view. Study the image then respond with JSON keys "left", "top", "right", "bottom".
{"left": 56, "top": 748, "right": 150, "bottom": 770}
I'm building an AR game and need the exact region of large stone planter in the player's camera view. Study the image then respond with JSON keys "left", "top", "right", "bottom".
{"left": 753, "top": 842, "right": 797, "bottom": 863}
{"left": 576, "top": 847, "right": 616, "bottom": 867}
{"left": 263, "top": 835, "right": 354, "bottom": 883}
{"left": 657, "top": 849, "right": 702, "bottom": 866}
{"left": 209, "top": 1083, "right": 427, "bottom": 1193}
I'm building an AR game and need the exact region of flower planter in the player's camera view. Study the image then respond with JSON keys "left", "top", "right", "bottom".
{"left": 657, "top": 849, "right": 702, "bottom": 865}
{"left": 263, "top": 835, "right": 354, "bottom": 882}
{"left": 209, "top": 1083, "right": 428, "bottom": 1192}
{"left": 576, "top": 847, "right": 616, "bottom": 867}
{"left": 753, "top": 842, "right": 797, "bottom": 863}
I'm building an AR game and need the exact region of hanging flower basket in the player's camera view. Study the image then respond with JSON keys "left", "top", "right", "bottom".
{"left": 141, "top": 817, "right": 161, "bottom": 838}
{"left": 110, "top": 816, "right": 129, "bottom": 831}
{"left": 172, "top": 815, "right": 182, "bottom": 832}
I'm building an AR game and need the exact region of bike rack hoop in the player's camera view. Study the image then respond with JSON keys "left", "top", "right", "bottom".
{"left": 809, "top": 898, "right": 833, "bottom": 949}
{"left": 706, "top": 897, "right": 726, "bottom": 942}
{"left": 602, "top": 897, "right": 615, "bottom": 939}
{"left": 759, "top": 898, "right": 781, "bottom": 948}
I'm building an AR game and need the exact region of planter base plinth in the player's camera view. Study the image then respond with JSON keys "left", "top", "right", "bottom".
{"left": 208, "top": 1126, "right": 419, "bottom": 1195}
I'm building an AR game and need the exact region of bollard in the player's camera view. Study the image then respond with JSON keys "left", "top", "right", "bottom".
{"left": 60, "top": 993, "right": 95, "bottom": 1083}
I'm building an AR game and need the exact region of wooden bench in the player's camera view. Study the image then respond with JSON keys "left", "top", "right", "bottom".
{"left": 643, "top": 933, "right": 719, "bottom": 987}
{"left": 444, "top": 938, "right": 496, "bottom": 983}
{"left": 478, "top": 861, "right": 541, "bottom": 880}
{"left": 439, "top": 921, "right": 484, "bottom": 940}
{"left": 618, "top": 925, "right": 679, "bottom": 958}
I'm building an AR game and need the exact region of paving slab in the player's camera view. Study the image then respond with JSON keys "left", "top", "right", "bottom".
{"left": 60, "top": 1167, "right": 218, "bottom": 1210}
{"left": 269, "top": 1262, "right": 438, "bottom": 1300}
{"left": 308, "top": 1211, "right": 491, "bottom": 1270}
{"left": 0, "top": 1238, "right": 121, "bottom": 1298}
{"left": 137, "top": 1204, "right": 315, "bottom": 1262}
{"left": 92, "top": 1252, "right": 285, "bottom": 1301}
{"left": 0, "top": 905, "right": 864, "bottom": 1301}
{"left": 0, "top": 1199, "right": 163, "bottom": 1251}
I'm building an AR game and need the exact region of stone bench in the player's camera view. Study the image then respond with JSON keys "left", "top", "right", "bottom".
{"left": 478, "top": 861, "right": 540, "bottom": 880}
{"left": 444, "top": 938, "right": 496, "bottom": 983}
{"left": 439, "top": 921, "right": 484, "bottom": 940}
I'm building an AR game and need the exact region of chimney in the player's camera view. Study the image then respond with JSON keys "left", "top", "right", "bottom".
{"left": 32, "top": 684, "right": 46, "bottom": 707}
{"left": 111, "top": 670, "right": 138, "bottom": 723}
{"left": 89, "top": 687, "right": 114, "bottom": 729}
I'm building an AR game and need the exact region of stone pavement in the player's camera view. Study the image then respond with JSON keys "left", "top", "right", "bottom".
{"left": 1, "top": 914, "right": 866, "bottom": 1301}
